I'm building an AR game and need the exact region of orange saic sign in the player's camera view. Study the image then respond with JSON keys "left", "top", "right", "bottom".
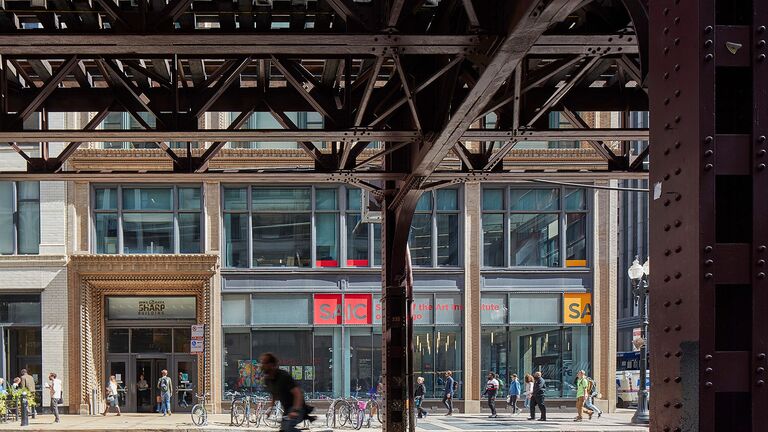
{"left": 563, "top": 293, "right": 593, "bottom": 324}
{"left": 313, "top": 294, "right": 372, "bottom": 325}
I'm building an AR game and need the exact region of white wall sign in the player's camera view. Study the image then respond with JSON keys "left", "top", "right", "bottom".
{"left": 191, "top": 324, "right": 205, "bottom": 338}
{"left": 107, "top": 297, "right": 196, "bottom": 320}
{"left": 190, "top": 339, "right": 204, "bottom": 354}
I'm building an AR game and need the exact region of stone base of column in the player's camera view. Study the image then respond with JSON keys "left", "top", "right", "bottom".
{"left": 79, "top": 403, "right": 90, "bottom": 416}
{"left": 463, "top": 399, "right": 481, "bottom": 413}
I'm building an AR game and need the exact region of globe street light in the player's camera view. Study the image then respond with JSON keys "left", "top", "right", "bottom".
{"left": 628, "top": 257, "right": 650, "bottom": 424}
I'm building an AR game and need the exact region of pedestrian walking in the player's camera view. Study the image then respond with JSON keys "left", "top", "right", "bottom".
{"left": 573, "top": 370, "right": 594, "bottom": 421}
{"left": 12, "top": 377, "right": 20, "bottom": 389}
{"left": 483, "top": 372, "right": 499, "bottom": 418}
{"left": 507, "top": 374, "right": 521, "bottom": 414}
{"left": 261, "top": 352, "right": 316, "bottom": 432}
{"left": 20, "top": 369, "right": 36, "bottom": 418}
{"left": 102, "top": 375, "right": 121, "bottom": 416}
{"left": 441, "top": 371, "right": 455, "bottom": 415}
{"left": 414, "top": 377, "right": 428, "bottom": 419}
{"left": 45, "top": 372, "right": 62, "bottom": 423}
{"left": 157, "top": 369, "right": 173, "bottom": 416}
{"left": 528, "top": 371, "right": 546, "bottom": 421}
{"left": 583, "top": 374, "right": 603, "bottom": 419}
{"left": 523, "top": 374, "right": 533, "bottom": 409}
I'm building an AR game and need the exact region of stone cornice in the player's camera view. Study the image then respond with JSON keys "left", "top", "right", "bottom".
{"left": 69, "top": 253, "right": 218, "bottom": 276}
{"left": 0, "top": 254, "right": 68, "bottom": 267}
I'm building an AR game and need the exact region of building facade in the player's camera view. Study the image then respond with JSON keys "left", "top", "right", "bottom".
{"left": 0, "top": 113, "right": 622, "bottom": 414}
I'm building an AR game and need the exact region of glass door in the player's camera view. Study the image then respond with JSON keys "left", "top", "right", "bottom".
{"left": 135, "top": 359, "right": 155, "bottom": 412}
{"left": 173, "top": 356, "right": 197, "bottom": 412}
{"left": 106, "top": 356, "right": 130, "bottom": 411}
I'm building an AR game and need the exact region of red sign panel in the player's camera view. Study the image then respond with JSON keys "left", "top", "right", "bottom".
{"left": 313, "top": 294, "right": 372, "bottom": 325}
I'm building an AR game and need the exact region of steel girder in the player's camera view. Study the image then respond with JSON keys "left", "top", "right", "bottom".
{"left": 649, "top": 0, "right": 768, "bottom": 431}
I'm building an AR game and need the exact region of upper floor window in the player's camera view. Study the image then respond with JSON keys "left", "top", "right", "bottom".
{"left": 0, "top": 182, "right": 40, "bottom": 255}
{"left": 93, "top": 186, "right": 202, "bottom": 254}
{"left": 409, "top": 189, "right": 461, "bottom": 267}
{"left": 222, "top": 185, "right": 382, "bottom": 269}
{"left": 481, "top": 186, "right": 588, "bottom": 268}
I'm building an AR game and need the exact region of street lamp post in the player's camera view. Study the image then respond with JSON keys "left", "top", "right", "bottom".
{"left": 628, "top": 257, "right": 650, "bottom": 424}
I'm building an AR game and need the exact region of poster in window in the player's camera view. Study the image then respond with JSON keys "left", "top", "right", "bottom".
{"left": 304, "top": 366, "right": 314, "bottom": 381}
{"left": 237, "top": 360, "right": 261, "bottom": 388}
{"left": 292, "top": 366, "right": 303, "bottom": 380}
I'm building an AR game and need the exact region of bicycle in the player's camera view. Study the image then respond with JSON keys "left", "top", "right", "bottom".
{"left": 190, "top": 393, "right": 209, "bottom": 426}
{"left": 262, "top": 400, "right": 283, "bottom": 428}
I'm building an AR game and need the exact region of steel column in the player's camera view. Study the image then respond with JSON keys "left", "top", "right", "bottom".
{"left": 650, "top": 0, "right": 767, "bottom": 430}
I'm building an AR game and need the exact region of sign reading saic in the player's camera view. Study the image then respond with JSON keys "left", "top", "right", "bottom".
{"left": 563, "top": 293, "right": 593, "bottom": 324}
{"left": 313, "top": 294, "right": 372, "bottom": 325}
{"left": 107, "top": 296, "right": 196, "bottom": 320}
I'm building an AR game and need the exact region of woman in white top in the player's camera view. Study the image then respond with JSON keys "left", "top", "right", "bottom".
{"left": 102, "top": 375, "right": 121, "bottom": 416}
{"left": 523, "top": 373, "right": 534, "bottom": 409}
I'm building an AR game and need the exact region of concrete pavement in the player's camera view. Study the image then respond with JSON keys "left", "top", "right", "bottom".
{"left": 0, "top": 410, "right": 649, "bottom": 431}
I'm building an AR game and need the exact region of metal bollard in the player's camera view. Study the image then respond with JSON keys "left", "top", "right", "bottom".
{"left": 20, "top": 392, "right": 29, "bottom": 426}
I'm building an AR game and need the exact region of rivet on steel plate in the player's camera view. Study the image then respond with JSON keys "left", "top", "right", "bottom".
{"left": 704, "top": 53, "right": 713, "bottom": 61}
{"left": 674, "top": 219, "right": 682, "bottom": 227}
{"left": 675, "top": 298, "right": 683, "bottom": 305}
{"left": 663, "top": 402, "right": 671, "bottom": 408}
{"left": 664, "top": 326, "right": 671, "bottom": 332}
{"left": 760, "top": 246, "right": 767, "bottom": 252}
{"left": 759, "top": 164, "right": 766, "bottom": 170}
{"left": 665, "top": 352, "right": 672, "bottom": 358}
{"left": 704, "top": 150, "right": 713, "bottom": 157}
{"left": 705, "top": 382, "right": 713, "bottom": 387}
{"left": 759, "top": 40, "right": 766, "bottom": 48}
{"left": 704, "top": 40, "right": 713, "bottom": 48}
{"left": 705, "top": 136, "right": 714, "bottom": 143}
{"left": 760, "top": 26, "right": 767, "bottom": 34}
{"left": 704, "top": 26, "right": 713, "bottom": 34}
{"left": 664, "top": 301, "right": 671, "bottom": 307}
{"left": 760, "top": 54, "right": 767, "bottom": 62}
{"left": 705, "top": 246, "right": 713, "bottom": 252}
{"left": 674, "top": 402, "right": 683, "bottom": 408}
{"left": 664, "top": 224, "right": 671, "bottom": 231}
{"left": 758, "top": 272, "right": 766, "bottom": 279}
{"left": 675, "top": 246, "right": 682, "bottom": 253}
{"left": 757, "top": 367, "right": 765, "bottom": 373}
{"left": 664, "top": 377, "right": 671, "bottom": 383}
{"left": 759, "top": 150, "right": 766, "bottom": 156}
{"left": 675, "top": 272, "right": 683, "bottom": 279}
{"left": 705, "top": 368, "right": 713, "bottom": 373}
{"left": 759, "top": 136, "right": 767, "bottom": 143}
{"left": 664, "top": 275, "right": 671, "bottom": 282}
{"left": 675, "top": 325, "right": 681, "bottom": 331}
{"left": 759, "top": 260, "right": 766, "bottom": 266}
{"left": 758, "top": 380, "right": 765, "bottom": 386}
{"left": 759, "top": 353, "right": 767, "bottom": 360}
{"left": 705, "top": 354, "right": 713, "bottom": 360}
{"left": 705, "top": 259, "right": 713, "bottom": 266}
{"left": 675, "top": 351, "right": 682, "bottom": 357}
{"left": 704, "top": 273, "right": 712, "bottom": 279}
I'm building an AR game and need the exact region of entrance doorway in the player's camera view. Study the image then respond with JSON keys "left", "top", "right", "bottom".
{"left": 106, "top": 354, "right": 198, "bottom": 413}
{"left": 135, "top": 358, "right": 167, "bottom": 412}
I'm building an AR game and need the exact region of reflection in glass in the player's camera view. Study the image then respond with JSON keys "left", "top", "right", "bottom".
{"left": 107, "top": 329, "right": 129, "bottom": 353}
{"left": 224, "top": 213, "right": 249, "bottom": 268}
{"left": 252, "top": 188, "right": 311, "bottom": 211}
{"left": 95, "top": 213, "right": 119, "bottom": 254}
{"left": 179, "top": 213, "right": 201, "bottom": 253}
{"left": 566, "top": 213, "right": 587, "bottom": 266}
{"left": 509, "top": 213, "right": 559, "bottom": 266}
{"left": 436, "top": 214, "right": 459, "bottom": 266}
{"left": 123, "top": 213, "right": 174, "bottom": 254}
{"left": 123, "top": 188, "right": 172, "bottom": 210}
{"left": 315, "top": 213, "right": 338, "bottom": 266}
{"left": 252, "top": 213, "right": 310, "bottom": 267}
{"left": 482, "top": 213, "right": 504, "bottom": 267}
{"left": 510, "top": 188, "right": 559, "bottom": 211}
{"left": 223, "top": 331, "right": 251, "bottom": 396}
{"left": 0, "top": 182, "right": 13, "bottom": 254}
{"left": 346, "top": 214, "right": 369, "bottom": 266}
{"left": 131, "top": 328, "right": 172, "bottom": 353}
{"left": 409, "top": 214, "right": 432, "bottom": 266}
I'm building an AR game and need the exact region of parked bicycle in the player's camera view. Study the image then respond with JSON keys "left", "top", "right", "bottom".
{"left": 190, "top": 393, "right": 209, "bottom": 426}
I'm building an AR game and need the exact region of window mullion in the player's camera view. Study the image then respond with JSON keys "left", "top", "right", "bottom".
{"left": 247, "top": 186, "right": 253, "bottom": 268}
{"left": 310, "top": 186, "right": 317, "bottom": 268}
{"left": 117, "top": 185, "right": 124, "bottom": 255}
{"left": 431, "top": 192, "right": 437, "bottom": 267}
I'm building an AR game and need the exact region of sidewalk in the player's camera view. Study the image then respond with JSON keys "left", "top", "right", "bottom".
{"left": 0, "top": 410, "right": 649, "bottom": 431}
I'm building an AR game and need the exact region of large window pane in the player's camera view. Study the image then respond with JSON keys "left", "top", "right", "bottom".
{"left": 223, "top": 187, "right": 247, "bottom": 210}
{"left": 252, "top": 188, "right": 311, "bottom": 211}
{"left": 481, "top": 327, "right": 508, "bottom": 397}
{"left": 224, "top": 213, "right": 249, "bottom": 268}
{"left": 565, "top": 188, "right": 586, "bottom": 211}
{"left": 95, "top": 213, "right": 119, "bottom": 254}
{"left": 17, "top": 200, "right": 40, "bottom": 254}
{"left": 346, "top": 214, "right": 369, "bottom": 266}
{"left": 509, "top": 213, "right": 559, "bottom": 267}
{"left": 178, "top": 187, "right": 202, "bottom": 210}
{"left": 566, "top": 213, "right": 587, "bottom": 267}
{"left": 482, "top": 213, "right": 504, "bottom": 267}
{"left": 252, "top": 213, "right": 310, "bottom": 267}
{"left": 107, "top": 329, "right": 129, "bottom": 353}
{"left": 481, "top": 295, "right": 507, "bottom": 324}
{"left": 17, "top": 182, "right": 39, "bottom": 200}
{"left": 411, "top": 295, "right": 433, "bottom": 325}
{"left": 315, "top": 213, "right": 339, "bottom": 266}
{"left": 373, "top": 224, "right": 382, "bottom": 266}
{"left": 0, "top": 182, "right": 13, "bottom": 254}
{"left": 0, "top": 295, "right": 41, "bottom": 325}
{"left": 482, "top": 188, "right": 504, "bottom": 210}
{"left": 436, "top": 214, "right": 459, "bottom": 266}
{"left": 413, "top": 329, "right": 435, "bottom": 397}
{"left": 315, "top": 188, "right": 338, "bottom": 210}
{"left": 179, "top": 213, "right": 201, "bottom": 253}
{"left": 123, "top": 213, "right": 173, "bottom": 253}
{"left": 95, "top": 188, "right": 117, "bottom": 210}
{"left": 435, "top": 294, "right": 462, "bottom": 324}
{"left": 251, "top": 296, "right": 310, "bottom": 325}
{"left": 223, "top": 331, "right": 251, "bottom": 396}
{"left": 509, "top": 294, "right": 560, "bottom": 324}
{"left": 518, "top": 327, "right": 563, "bottom": 398}
{"left": 347, "top": 188, "right": 361, "bottom": 211}
{"left": 251, "top": 330, "right": 313, "bottom": 394}
{"left": 436, "top": 189, "right": 458, "bottom": 210}
{"left": 123, "top": 188, "right": 172, "bottom": 210}
{"left": 562, "top": 326, "right": 591, "bottom": 398}
{"left": 350, "top": 330, "right": 374, "bottom": 394}
{"left": 510, "top": 189, "right": 559, "bottom": 211}
{"left": 409, "top": 214, "right": 432, "bottom": 266}
{"left": 435, "top": 328, "right": 462, "bottom": 398}
{"left": 415, "top": 193, "right": 432, "bottom": 211}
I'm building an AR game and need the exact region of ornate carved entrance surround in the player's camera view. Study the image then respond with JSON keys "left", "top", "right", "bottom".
{"left": 68, "top": 254, "right": 218, "bottom": 414}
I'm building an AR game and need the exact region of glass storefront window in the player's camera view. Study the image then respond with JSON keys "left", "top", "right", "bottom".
{"left": 173, "top": 328, "right": 191, "bottom": 353}
{"left": 0, "top": 295, "right": 42, "bottom": 325}
{"left": 222, "top": 295, "right": 249, "bottom": 326}
{"left": 482, "top": 186, "right": 589, "bottom": 268}
{"left": 481, "top": 295, "right": 507, "bottom": 324}
{"left": 224, "top": 213, "right": 249, "bottom": 268}
{"left": 223, "top": 331, "right": 251, "bottom": 396}
{"left": 93, "top": 185, "right": 202, "bottom": 254}
{"left": 480, "top": 326, "right": 591, "bottom": 398}
{"left": 409, "top": 189, "right": 461, "bottom": 267}
{"left": 409, "top": 214, "right": 432, "bottom": 266}
{"left": 251, "top": 330, "right": 313, "bottom": 394}
{"left": 316, "top": 213, "right": 339, "bottom": 267}
{"left": 252, "top": 213, "right": 311, "bottom": 267}
{"left": 509, "top": 294, "right": 560, "bottom": 324}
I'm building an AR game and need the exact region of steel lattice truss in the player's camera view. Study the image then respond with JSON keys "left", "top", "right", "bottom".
{"left": 0, "top": 0, "right": 648, "bottom": 190}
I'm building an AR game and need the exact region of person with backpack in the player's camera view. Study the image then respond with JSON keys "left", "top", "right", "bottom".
{"left": 584, "top": 375, "right": 603, "bottom": 418}
{"left": 507, "top": 374, "right": 521, "bottom": 414}
{"left": 573, "top": 370, "right": 593, "bottom": 422}
{"left": 483, "top": 372, "right": 499, "bottom": 418}
{"left": 442, "top": 371, "right": 455, "bottom": 415}
{"left": 157, "top": 369, "right": 173, "bottom": 416}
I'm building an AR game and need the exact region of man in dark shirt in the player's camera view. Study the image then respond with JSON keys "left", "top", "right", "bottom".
{"left": 528, "top": 371, "right": 547, "bottom": 421}
{"left": 261, "top": 353, "right": 305, "bottom": 432}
